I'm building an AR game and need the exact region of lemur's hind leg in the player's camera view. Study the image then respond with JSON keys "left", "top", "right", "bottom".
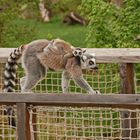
{"left": 20, "top": 76, "right": 26, "bottom": 91}
{"left": 20, "top": 76, "right": 35, "bottom": 92}
{"left": 21, "top": 57, "right": 46, "bottom": 92}
{"left": 62, "top": 71, "right": 71, "bottom": 93}
{"left": 21, "top": 68, "right": 46, "bottom": 92}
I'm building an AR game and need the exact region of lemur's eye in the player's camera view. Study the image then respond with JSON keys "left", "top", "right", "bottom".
{"left": 74, "top": 51, "right": 77, "bottom": 55}
{"left": 89, "top": 60, "right": 94, "bottom": 65}
{"left": 79, "top": 52, "right": 82, "bottom": 55}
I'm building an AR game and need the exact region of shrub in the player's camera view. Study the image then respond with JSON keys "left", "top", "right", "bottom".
{"left": 80, "top": 0, "right": 140, "bottom": 48}
{"left": 44, "top": 0, "right": 81, "bottom": 17}
{"left": 0, "top": 0, "right": 37, "bottom": 48}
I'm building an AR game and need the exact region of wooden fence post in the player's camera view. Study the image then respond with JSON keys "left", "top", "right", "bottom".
{"left": 17, "top": 103, "right": 31, "bottom": 140}
{"left": 120, "top": 63, "right": 137, "bottom": 139}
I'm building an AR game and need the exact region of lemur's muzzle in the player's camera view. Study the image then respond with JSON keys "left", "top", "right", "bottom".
{"left": 90, "top": 66, "right": 98, "bottom": 71}
{"left": 93, "top": 66, "right": 98, "bottom": 70}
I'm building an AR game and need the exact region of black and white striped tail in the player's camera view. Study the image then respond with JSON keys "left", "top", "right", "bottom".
{"left": 3, "top": 45, "right": 24, "bottom": 127}
{"left": 3, "top": 45, "right": 24, "bottom": 92}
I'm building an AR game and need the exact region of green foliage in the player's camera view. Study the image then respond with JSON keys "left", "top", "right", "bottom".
{"left": 0, "top": 0, "right": 37, "bottom": 48}
{"left": 81, "top": 0, "right": 140, "bottom": 48}
{"left": 20, "top": 1, "right": 40, "bottom": 20}
{"left": 44, "top": 0, "right": 81, "bottom": 16}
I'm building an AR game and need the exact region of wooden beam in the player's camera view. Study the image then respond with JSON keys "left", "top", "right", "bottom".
{"left": 0, "top": 93, "right": 140, "bottom": 109}
{"left": 1, "top": 48, "right": 140, "bottom": 63}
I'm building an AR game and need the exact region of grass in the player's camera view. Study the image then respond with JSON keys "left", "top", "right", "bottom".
{"left": 14, "top": 17, "right": 88, "bottom": 47}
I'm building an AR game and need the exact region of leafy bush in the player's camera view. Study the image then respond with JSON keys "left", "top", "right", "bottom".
{"left": 81, "top": 0, "right": 140, "bottom": 48}
{"left": 0, "top": 0, "right": 37, "bottom": 48}
{"left": 44, "top": 0, "right": 81, "bottom": 17}
{"left": 20, "top": 1, "right": 40, "bottom": 20}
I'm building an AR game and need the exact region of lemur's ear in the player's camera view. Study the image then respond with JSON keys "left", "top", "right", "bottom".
{"left": 91, "top": 53, "right": 95, "bottom": 57}
{"left": 81, "top": 55, "right": 87, "bottom": 62}
{"left": 44, "top": 40, "right": 55, "bottom": 52}
{"left": 47, "top": 40, "right": 54, "bottom": 47}
{"left": 83, "top": 49, "right": 86, "bottom": 53}
{"left": 50, "top": 40, "right": 55, "bottom": 45}
{"left": 73, "top": 50, "right": 78, "bottom": 56}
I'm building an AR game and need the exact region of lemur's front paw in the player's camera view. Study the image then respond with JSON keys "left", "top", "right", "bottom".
{"left": 88, "top": 90, "right": 101, "bottom": 94}
{"left": 95, "top": 90, "right": 101, "bottom": 94}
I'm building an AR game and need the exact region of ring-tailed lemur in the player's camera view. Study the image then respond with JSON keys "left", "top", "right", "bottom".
{"left": 3, "top": 38, "right": 99, "bottom": 127}
{"left": 4, "top": 38, "right": 98, "bottom": 94}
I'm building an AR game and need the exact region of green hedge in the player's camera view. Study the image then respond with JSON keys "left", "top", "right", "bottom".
{"left": 80, "top": 0, "right": 140, "bottom": 48}
{"left": 0, "top": 0, "right": 37, "bottom": 48}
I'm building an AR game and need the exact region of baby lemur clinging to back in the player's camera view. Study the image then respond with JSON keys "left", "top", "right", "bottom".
{"left": 4, "top": 38, "right": 98, "bottom": 94}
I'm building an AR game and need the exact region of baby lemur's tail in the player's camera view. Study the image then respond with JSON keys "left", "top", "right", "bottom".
{"left": 3, "top": 45, "right": 25, "bottom": 92}
{"left": 3, "top": 45, "right": 25, "bottom": 127}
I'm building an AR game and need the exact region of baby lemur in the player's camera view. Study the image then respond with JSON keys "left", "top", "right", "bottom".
{"left": 4, "top": 38, "right": 98, "bottom": 94}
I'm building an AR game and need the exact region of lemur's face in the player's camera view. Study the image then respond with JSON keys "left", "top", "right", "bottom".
{"left": 72, "top": 48, "right": 86, "bottom": 57}
{"left": 81, "top": 53, "right": 98, "bottom": 70}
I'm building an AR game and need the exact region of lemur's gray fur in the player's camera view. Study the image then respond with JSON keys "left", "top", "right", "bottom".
{"left": 4, "top": 38, "right": 98, "bottom": 94}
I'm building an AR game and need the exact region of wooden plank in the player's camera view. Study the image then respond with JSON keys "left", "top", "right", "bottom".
{"left": 0, "top": 93, "right": 140, "bottom": 108}
{"left": 120, "top": 63, "right": 137, "bottom": 139}
{"left": 17, "top": 103, "right": 31, "bottom": 140}
{"left": 87, "top": 48, "right": 140, "bottom": 63}
{"left": 1, "top": 48, "right": 140, "bottom": 63}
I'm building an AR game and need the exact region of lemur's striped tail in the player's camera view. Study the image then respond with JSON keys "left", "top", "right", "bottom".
{"left": 3, "top": 45, "right": 24, "bottom": 92}
{"left": 3, "top": 45, "right": 24, "bottom": 127}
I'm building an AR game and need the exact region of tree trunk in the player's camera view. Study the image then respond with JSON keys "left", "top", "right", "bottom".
{"left": 39, "top": 0, "right": 51, "bottom": 22}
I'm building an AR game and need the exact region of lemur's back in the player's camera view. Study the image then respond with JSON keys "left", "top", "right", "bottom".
{"left": 22, "top": 39, "right": 74, "bottom": 71}
{"left": 37, "top": 39, "right": 74, "bottom": 71}
{"left": 23, "top": 39, "right": 72, "bottom": 56}
{"left": 22, "top": 39, "right": 49, "bottom": 57}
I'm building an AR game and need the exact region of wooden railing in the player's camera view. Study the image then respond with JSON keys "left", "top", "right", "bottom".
{"left": 0, "top": 93, "right": 140, "bottom": 140}
{"left": 1, "top": 48, "right": 140, "bottom": 63}
{"left": 1, "top": 93, "right": 140, "bottom": 108}
{"left": 0, "top": 48, "right": 140, "bottom": 140}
